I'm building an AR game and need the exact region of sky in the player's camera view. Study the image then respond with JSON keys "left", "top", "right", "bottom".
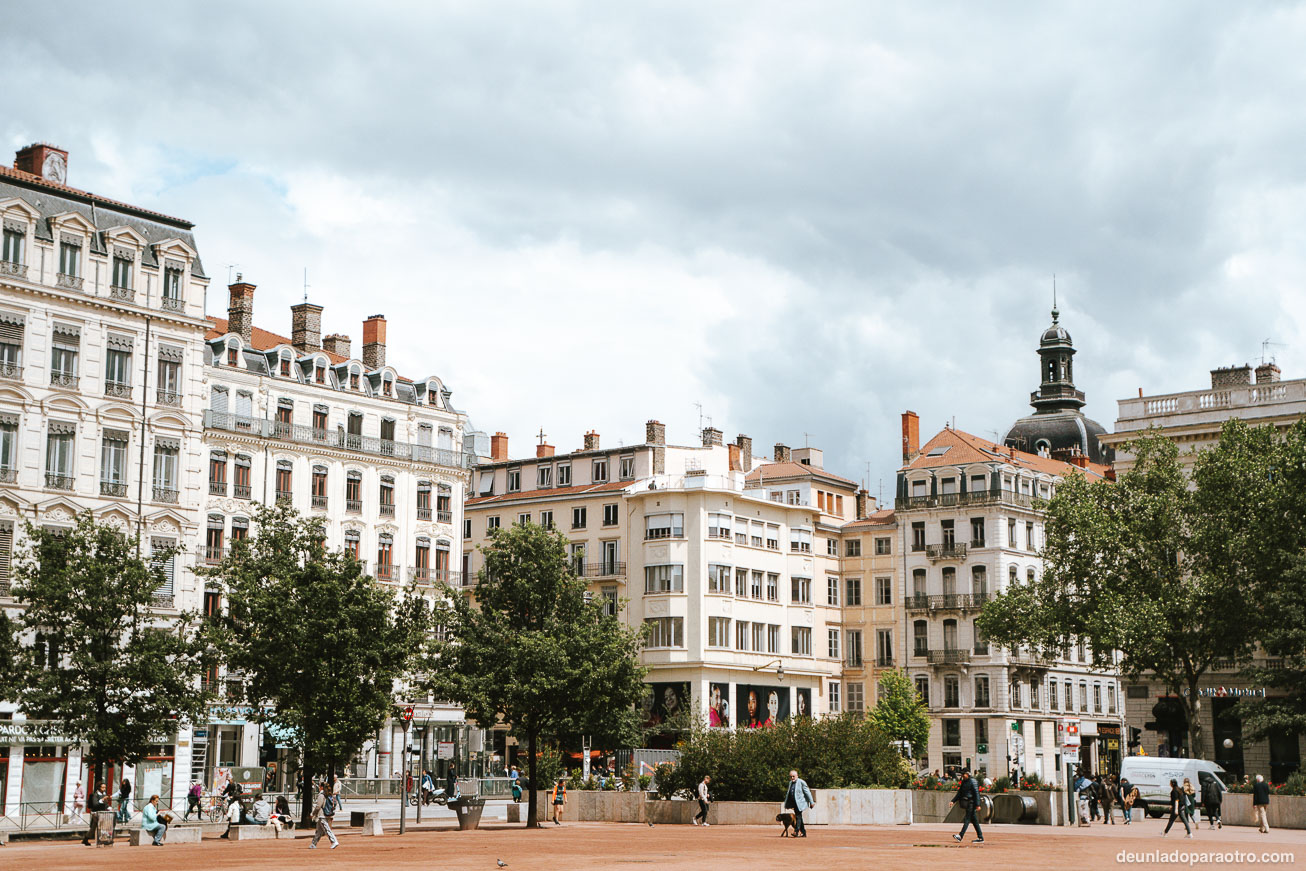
{"left": 6, "top": 2, "right": 1306, "bottom": 495}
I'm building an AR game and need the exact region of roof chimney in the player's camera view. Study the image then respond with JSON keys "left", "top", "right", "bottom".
{"left": 702, "top": 426, "right": 723, "bottom": 448}
{"left": 14, "top": 143, "right": 68, "bottom": 183}
{"left": 773, "top": 443, "right": 791, "bottom": 463}
{"left": 291, "top": 302, "right": 323, "bottom": 353}
{"left": 728, "top": 444, "right": 742, "bottom": 471}
{"left": 583, "top": 431, "right": 600, "bottom": 451}
{"left": 227, "top": 277, "right": 256, "bottom": 345}
{"left": 490, "top": 432, "right": 509, "bottom": 462}
{"left": 363, "top": 314, "right": 386, "bottom": 370}
{"left": 646, "top": 420, "right": 666, "bottom": 475}
{"left": 855, "top": 488, "right": 871, "bottom": 521}
{"left": 322, "top": 333, "right": 352, "bottom": 359}
{"left": 1256, "top": 362, "right": 1281, "bottom": 385}
{"left": 735, "top": 434, "right": 752, "bottom": 471}
{"left": 901, "top": 410, "right": 920, "bottom": 463}
{"left": 1211, "top": 365, "right": 1252, "bottom": 389}
{"left": 536, "top": 442, "right": 555, "bottom": 459}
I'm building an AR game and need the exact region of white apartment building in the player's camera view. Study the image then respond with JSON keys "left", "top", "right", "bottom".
{"left": 0, "top": 143, "right": 211, "bottom": 814}
{"left": 199, "top": 280, "right": 473, "bottom": 786}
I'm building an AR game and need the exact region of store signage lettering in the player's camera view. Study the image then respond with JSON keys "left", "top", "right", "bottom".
{"left": 0, "top": 721, "right": 75, "bottom": 745}
{"left": 1196, "top": 687, "right": 1266, "bottom": 698}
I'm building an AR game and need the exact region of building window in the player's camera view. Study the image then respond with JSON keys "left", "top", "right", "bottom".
{"left": 876, "top": 629, "right": 893, "bottom": 666}
{"left": 463, "top": 518, "right": 472, "bottom": 539}
{"left": 603, "top": 503, "right": 619, "bottom": 526}
{"left": 376, "top": 533, "right": 394, "bottom": 581}
{"left": 943, "top": 718, "right": 961, "bottom": 746}
{"left": 51, "top": 328, "right": 79, "bottom": 384}
{"left": 1026, "top": 522, "right": 1035, "bottom": 550}
{"left": 1094, "top": 683, "right": 1103, "bottom": 714}
{"left": 2, "top": 225, "right": 25, "bottom": 265}
{"left": 0, "top": 414, "right": 18, "bottom": 475}
{"left": 644, "top": 564, "right": 684, "bottom": 594}
{"left": 827, "top": 628, "right": 840, "bottom": 659}
{"left": 59, "top": 239, "right": 80, "bottom": 277}
{"left": 517, "top": 512, "right": 531, "bottom": 527}
{"left": 846, "top": 682, "right": 864, "bottom": 714}
{"left": 204, "top": 515, "right": 225, "bottom": 564}
{"left": 1008, "top": 518, "right": 1017, "bottom": 547}
{"left": 414, "top": 538, "right": 430, "bottom": 580}
{"left": 1049, "top": 679, "right": 1059, "bottom": 712}
{"left": 913, "top": 620, "right": 928, "bottom": 656}
{"left": 765, "top": 524, "right": 779, "bottom": 550}
{"left": 709, "top": 513, "right": 732, "bottom": 540}
{"left": 310, "top": 466, "right": 328, "bottom": 509}
{"left": 790, "top": 575, "right": 810, "bottom": 604}
{"left": 208, "top": 450, "right": 227, "bottom": 496}
{"left": 826, "top": 575, "right": 839, "bottom": 606}
{"left": 875, "top": 536, "right": 891, "bottom": 555}
{"left": 1065, "top": 682, "right": 1074, "bottom": 712}
{"left": 791, "top": 626, "right": 812, "bottom": 656}
{"left": 233, "top": 454, "right": 251, "bottom": 499}
{"left": 100, "top": 430, "right": 129, "bottom": 495}
{"left": 875, "top": 576, "right": 892, "bottom": 606}
{"left": 556, "top": 464, "right": 571, "bottom": 486}
{"left": 0, "top": 314, "right": 24, "bottom": 378}
{"left": 539, "top": 510, "right": 553, "bottom": 530}
{"left": 911, "top": 522, "right": 925, "bottom": 551}
{"left": 152, "top": 439, "right": 180, "bottom": 502}
{"left": 1031, "top": 679, "right": 1040, "bottom": 710}
{"left": 750, "top": 521, "right": 763, "bottom": 548}
{"left": 349, "top": 368, "right": 360, "bottom": 390}
{"left": 592, "top": 458, "right": 608, "bottom": 483}
{"left": 644, "top": 617, "right": 684, "bottom": 648}
{"left": 846, "top": 538, "right": 861, "bottom": 557}
{"left": 111, "top": 254, "right": 132, "bottom": 289}
{"left": 572, "top": 506, "right": 587, "bottom": 530}
{"left": 379, "top": 475, "right": 395, "bottom": 517}
{"left": 846, "top": 629, "right": 863, "bottom": 666}
{"left": 970, "top": 517, "right": 985, "bottom": 547}
{"left": 416, "top": 482, "right": 432, "bottom": 519}
{"left": 749, "top": 570, "right": 763, "bottom": 600}
{"left": 915, "top": 676, "right": 929, "bottom": 705}
{"left": 163, "top": 265, "right": 184, "bottom": 305}
{"left": 619, "top": 455, "right": 635, "bottom": 479}
{"left": 346, "top": 471, "right": 362, "bottom": 512}
{"left": 601, "top": 584, "right": 617, "bottom": 616}
{"left": 941, "top": 519, "right": 955, "bottom": 546}
{"left": 343, "top": 530, "right": 360, "bottom": 559}
{"left": 827, "top": 538, "right": 838, "bottom": 556}
{"left": 537, "top": 465, "right": 552, "bottom": 488}
{"left": 734, "top": 568, "right": 748, "bottom": 597}
{"left": 736, "top": 620, "right": 751, "bottom": 650}
{"left": 753, "top": 622, "right": 766, "bottom": 651}
{"left": 767, "top": 624, "right": 780, "bottom": 653}
{"left": 790, "top": 528, "right": 812, "bottom": 553}
{"left": 104, "top": 343, "right": 132, "bottom": 395}
{"left": 974, "top": 675, "right": 990, "bottom": 707}
{"left": 846, "top": 577, "right": 862, "bottom": 606}
{"left": 828, "top": 681, "right": 841, "bottom": 712}
{"left": 227, "top": 343, "right": 239, "bottom": 367}
{"left": 506, "top": 468, "right": 521, "bottom": 492}
{"left": 644, "top": 513, "right": 682, "bottom": 539}
{"left": 487, "top": 516, "right": 500, "bottom": 532}
{"left": 708, "top": 617, "right": 730, "bottom": 647}
{"left": 274, "top": 459, "right": 292, "bottom": 502}
{"left": 707, "top": 563, "right": 731, "bottom": 594}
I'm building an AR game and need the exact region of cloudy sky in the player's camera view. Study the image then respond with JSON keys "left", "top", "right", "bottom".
{"left": 6, "top": 2, "right": 1306, "bottom": 491}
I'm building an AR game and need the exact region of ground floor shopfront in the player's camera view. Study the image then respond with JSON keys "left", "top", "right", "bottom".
{"left": 1124, "top": 674, "right": 1304, "bottom": 782}
{"left": 919, "top": 714, "right": 1125, "bottom": 785}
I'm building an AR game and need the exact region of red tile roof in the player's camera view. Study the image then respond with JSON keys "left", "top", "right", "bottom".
{"left": 0, "top": 163, "right": 192, "bottom": 227}
{"left": 746, "top": 461, "right": 859, "bottom": 488}
{"left": 841, "top": 508, "right": 896, "bottom": 529}
{"left": 466, "top": 479, "right": 634, "bottom": 507}
{"left": 207, "top": 316, "right": 349, "bottom": 365}
{"left": 905, "top": 427, "right": 1111, "bottom": 481}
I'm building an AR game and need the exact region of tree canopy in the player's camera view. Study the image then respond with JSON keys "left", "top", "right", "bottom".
{"left": 869, "top": 668, "right": 930, "bottom": 761}
{"left": 427, "top": 520, "right": 647, "bottom": 827}
{"left": 206, "top": 502, "right": 432, "bottom": 823}
{"left": 5, "top": 514, "right": 213, "bottom": 786}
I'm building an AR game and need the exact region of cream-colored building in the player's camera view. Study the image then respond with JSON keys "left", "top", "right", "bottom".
{"left": 0, "top": 143, "right": 211, "bottom": 814}
{"left": 834, "top": 507, "right": 898, "bottom": 715}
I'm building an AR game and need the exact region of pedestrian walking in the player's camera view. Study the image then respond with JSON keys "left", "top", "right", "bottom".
{"left": 1253, "top": 774, "right": 1271, "bottom": 834}
{"left": 332, "top": 772, "right": 344, "bottom": 807}
{"left": 551, "top": 778, "right": 567, "bottom": 825}
{"left": 1201, "top": 776, "right": 1223, "bottom": 829}
{"left": 140, "top": 795, "right": 168, "bottom": 846}
{"left": 1088, "top": 774, "right": 1101, "bottom": 821}
{"left": 447, "top": 768, "right": 460, "bottom": 801}
{"left": 950, "top": 769, "right": 984, "bottom": 844}
{"left": 1161, "top": 778, "right": 1192, "bottom": 838}
{"left": 783, "top": 770, "right": 814, "bottom": 838}
{"left": 117, "top": 776, "right": 133, "bottom": 823}
{"left": 184, "top": 780, "right": 203, "bottom": 821}
{"left": 72, "top": 781, "right": 85, "bottom": 822}
{"left": 1074, "top": 770, "right": 1092, "bottom": 826}
{"left": 1122, "top": 780, "right": 1139, "bottom": 825}
{"left": 310, "top": 781, "right": 340, "bottom": 849}
{"left": 1101, "top": 774, "right": 1116, "bottom": 824}
{"left": 509, "top": 767, "right": 522, "bottom": 803}
{"left": 1182, "top": 777, "right": 1198, "bottom": 826}
{"left": 82, "top": 783, "right": 108, "bottom": 846}
{"left": 694, "top": 775, "right": 712, "bottom": 826}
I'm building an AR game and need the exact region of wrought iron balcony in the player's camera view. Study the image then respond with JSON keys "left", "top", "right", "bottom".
{"left": 157, "top": 389, "right": 182, "bottom": 406}
{"left": 897, "top": 490, "right": 1036, "bottom": 511}
{"left": 104, "top": 380, "right": 132, "bottom": 399}
{"left": 379, "top": 503, "right": 395, "bottom": 518}
{"left": 346, "top": 498, "right": 362, "bottom": 514}
{"left": 275, "top": 490, "right": 292, "bottom": 504}
{"left": 152, "top": 593, "right": 175, "bottom": 610}
{"left": 876, "top": 656, "right": 895, "bottom": 668}
{"left": 56, "top": 272, "right": 83, "bottom": 291}
{"left": 437, "top": 509, "right": 452, "bottom": 523}
{"left": 153, "top": 486, "right": 179, "bottom": 504}
{"left": 906, "top": 594, "right": 931, "bottom": 613}
{"left": 233, "top": 483, "right": 252, "bottom": 500}
{"left": 926, "top": 648, "right": 972, "bottom": 665}
{"left": 45, "top": 472, "right": 74, "bottom": 490}
{"left": 204, "top": 410, "right": 476, "bottom": 470}
{"left": 0, "top": 260, "right": 27, "bottom": 279}
{"left": 374, "top": 563, "right": 397, "bottom": 582}
{"left": 209, "top": 480, "right": 227, "bottom": 496}
{"left": 0, "top": 361, "right": 21, "bottom": 380}
{"left": 109, "top": 285, "right": 134, "bottom": 302}
{"left": 100, "top": 480, "right": 128, "bottom": 497}
{"left": 0, "top": 468, "right": 16, "bottom": 484}
{"left": 160, "top": 295, "right": 184, "bottom": 312}
{"left": 311, "top": 494, "right": 328, "bottom": 510}
{"left": 49, "top": 371, "right": 79, "bottom": 389}
{"left": 925, "top": 542, "right": 968, "bottom": 561}
{"left": 202, "top": 546, "right": 228, "bottom": 565}
{"left": 409, "top": 567, "right": 463, "bottom": 586}
{"left": 417, "top": 506, "right": 432, "bottom": 521}
{"left": 574, "top": 561, "right": 626, "bottom": 578}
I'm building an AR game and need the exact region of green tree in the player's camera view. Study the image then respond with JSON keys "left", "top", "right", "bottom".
{"left": 206, "top": 502, "right": 431, "bottom": 825}
{"left": 870, "top": 669, "right": 930, "bottom": 760}
{"left": 6, "top": 515, "right": 214, "bottom": 787}
{"left": 427, "top": 521, "right": 648, "bottom": 827}
{"left": 977, "top": 428, "right": 1273, "bottom": 758}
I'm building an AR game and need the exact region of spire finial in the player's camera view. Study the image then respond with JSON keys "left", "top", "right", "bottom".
{"left": 1052, "top": 274, "right": 1059, "bottom": 323}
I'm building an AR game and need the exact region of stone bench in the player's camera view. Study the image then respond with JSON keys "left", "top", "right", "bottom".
{"left": 0, "top": 831, "right": 9, "bottom": 846}
{"left": 128, "top": 826, "right": 202, "bottom": 845}
{"left": 229, "top": 823, "right": 279, "bottom": 840}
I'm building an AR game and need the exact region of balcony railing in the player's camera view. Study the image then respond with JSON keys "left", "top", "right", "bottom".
{"left": 45, "top": 472, "right": 74, "bottom": 490}
{"left": 160, "top": 295, "right": 184, "bottom": 312}
{"left": 209, "top": 480, "right": 227, "bottom": 496}
{"left": 100, "top": 480, "right": 128, "bottom": 497}
{"left": 153, "top": 486, "right": 179, "bottom": 504}
{"left": 973, "top": 643, "right": 990, "bottom": 655}
{"left": 109, "top": 284, "right": 134, "bottom": 302}
{"left": 0, "top": 260, "right": 27, "bottom": 279}
{"left": 204, "top": 410, "right": 475, "bottom": 469}
{"left": 1006, "top": 651, "right": 1050, "bottom": 669}
{"left": 0, "top": 361, "right": 21, "bottom": 380}
{"left": 152, "top": 593, "right": 175, "bottom": 609}
{"left": 374, "top": 564, "right": 397, "bottom": 582}
{"left": 346, "top": 498, "right": 362, "bottom": 513}
{"left": 379, "top": 503, "right": 395, "bottom": 518}
{"left": 925, "top": 542, "right": 968, "bottom": 561}
{"left": 202, "top": 546, "right": 228, "bottom": 565}
{"left": 417, "top": 506, "right": 432, "bottom": 521}
{"left": 898, "top": 490, "right": 1036, "bottom": 511}
{"left": 409, "top": 568, "right": 464, "bottom": 586}
{"left": 156, "top": 389, "right": 182, "bottom": 406}
{"left": 55, "top": 272, "right": 83, "bottom": 291}
{"left": 311, "top": 494, "right": 328, "bottom": 510}
{"left": 275, "top": 490, "right": 292, "bottom": 504}
{"left": 233, "top": 483, "right": 252, "bottom": 500}
{"left": 437, "top": 509, "right": 452, "bottom": 523}
{"left": 876, "top": 656, "right": 894, "bottom": 667}
{"left": 0, "top": 468, "right": 16, "bottom": 484}
{"left": 574, "top": 561, "right": 626, "bottom": 578}
{"left": 907, "top": 593, "right": 990, "bottom": 612}
{"left": 49, "top": 371, "right": 79, "bottom": 389}
{"left": 926, "top": 648, "right": 972, "bottom": 665}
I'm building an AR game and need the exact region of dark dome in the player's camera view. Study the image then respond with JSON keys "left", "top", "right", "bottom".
{"left": 1041, "top": 324, "right": 1071, "bottom": 345}
{"left": 1003, "top": 411, "right": 1112, "bottom": 465}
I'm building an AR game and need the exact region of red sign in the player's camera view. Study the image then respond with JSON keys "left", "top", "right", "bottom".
{"left": 403, "top": 706, "right": 414, "bottom": 723}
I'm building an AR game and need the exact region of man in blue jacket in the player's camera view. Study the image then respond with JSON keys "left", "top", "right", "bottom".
{"left": 784, "top": 770, "right": 815, "bottom": 838}
{"left": 950, "top": 769, "right": 984, "bottom": 844}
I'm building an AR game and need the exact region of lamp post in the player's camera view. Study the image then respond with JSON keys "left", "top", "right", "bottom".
{"left": 751, "top": 659, "right": 785, "bottom": 681}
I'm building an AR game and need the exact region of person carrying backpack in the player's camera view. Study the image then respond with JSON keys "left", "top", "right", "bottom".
{"left": 310, "top": 781, "right": 340, "bottom": 849}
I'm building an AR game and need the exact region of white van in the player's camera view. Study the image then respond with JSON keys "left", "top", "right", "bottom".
{"left": 1118, "top": 757, "right": 1228, "bottom": 816}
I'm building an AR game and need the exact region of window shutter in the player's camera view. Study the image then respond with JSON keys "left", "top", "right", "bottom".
{"left": 0, "top": 521, "right": 12, "bottom": 588}
{"left": 211, "top": 388, "right": 228, "bottom": 414}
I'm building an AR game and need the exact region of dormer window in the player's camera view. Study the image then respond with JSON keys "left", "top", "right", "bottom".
{"left": 226, "top": 341, "right": 239, "bottom": 367}
{"left": 2, "top": 223, "right": 25, "bottom": 265}
{"left": 315, "top": 364, "right": 326, "bottom": 384}
{"left": 163, "top": 264, "right": 183, "bottom": 299}
{"left": 58, "top": 238, "right": 80, "bottom": 277}
{"left": 426, "top": 382, "right": 440, "bottom": 405}
{"left": 111, "top": 253, "right": 133, "bottom": 290}
{"left": 382, "top": 375, "right": 393, "bottom": 397}
{"left": 279, "top": 351, "right": 292, "bottom": 377}
{"left": 350, "top": 368, "right": 360, "bottom": 391}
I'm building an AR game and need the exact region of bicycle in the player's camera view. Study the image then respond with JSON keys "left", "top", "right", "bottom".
{"left": 207, "top": 794, "right": 230, "bottom": 824}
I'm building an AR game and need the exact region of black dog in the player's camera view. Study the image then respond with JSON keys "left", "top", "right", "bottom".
{"left": 776, "top": 811, "right": 796, "bottom": 836}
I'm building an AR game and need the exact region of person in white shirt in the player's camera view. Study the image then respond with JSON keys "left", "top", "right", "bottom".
{"left": 693, "top": 775, "right": 712, "bottom": 826}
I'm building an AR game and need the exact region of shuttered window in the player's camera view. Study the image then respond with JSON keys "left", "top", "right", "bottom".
{"left": 0, "top": 520, "right": 13, "bottom": 593}
{"left": 151, "top": 537, "right": 176, "bottom": 601}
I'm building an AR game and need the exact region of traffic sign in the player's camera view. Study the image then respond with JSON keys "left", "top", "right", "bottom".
{"left": 403, "top": 705, "right": 414, "bottom": 723}
{"left": 1064, "top": 718, "right": 1081, "bottom": 748}
{"left": 1063, "top": 748, "right": 1080, "bottom": 764}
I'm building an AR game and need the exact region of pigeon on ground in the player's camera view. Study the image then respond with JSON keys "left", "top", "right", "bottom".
{"left": 647, "top": 822, "right": 654, "bottom": 827}
{"left": 498, "top": 861, "right": 508, "bottom": 868}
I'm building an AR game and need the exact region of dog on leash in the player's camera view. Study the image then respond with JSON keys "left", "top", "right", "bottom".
{"left": 776, "top": 811, "right": 797, "bottom": 836}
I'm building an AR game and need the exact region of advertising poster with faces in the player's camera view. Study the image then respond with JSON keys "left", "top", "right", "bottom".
{"left": 736, "top": 684, "right": 789, "bottom": 728}
{"left": 708, "top": 682, "right": 731, "bottom": 727}
{"left": 643, "top": 682, "right": 690, "bottom": 727}
{"left": 795, "top": 688, "right": 812, "bottom": 719}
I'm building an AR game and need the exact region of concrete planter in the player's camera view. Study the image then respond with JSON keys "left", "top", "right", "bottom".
{"left": 1222, "top": 793, "right": 1306, "bottom": 829}
{"left": 535, "top": 789, "right": 912, "bottom": 825}
{"left": 912, "top": 789, "right": 1065, "bottom": 826}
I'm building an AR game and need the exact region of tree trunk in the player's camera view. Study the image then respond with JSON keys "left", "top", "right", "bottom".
{"left": 298, "top": 750, "right": 313, "bottom": 830}
{"left": 1184, "top": 676, "right": 1205, "bottom": 759}
{"left": 526, "top": 730, "right": 538, "bottom": 828}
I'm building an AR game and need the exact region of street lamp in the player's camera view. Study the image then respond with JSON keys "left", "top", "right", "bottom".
{"left": 752, "top": 659, "right": 784, "bottom": 681}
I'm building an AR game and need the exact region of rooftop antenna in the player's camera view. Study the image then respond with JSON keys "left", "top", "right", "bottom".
{"left": 878, "top": 477, "right": 884, "bottom": 505}
{"left": 537, "top": 427, "right": 547, "bottom": 446}
{"left": 803, "top": 432, "right": 814, "bottom": 448}
{"left": 227, "top": 264, "right": 239, "bottom": 285}
{"left": 1261, "top": 339, "right": 1286, "bottom": 365}
{"left": 693, "top": 401, "right": 704, "bottom": 437}
{"left": 864, "top": 462, "right": 871, "bottom": 490}
{"left": 1052, "top": 274, "right": 1059, "bottom": 322}
{"left": 303, "top": 267, "right": 310, "bottom": 303}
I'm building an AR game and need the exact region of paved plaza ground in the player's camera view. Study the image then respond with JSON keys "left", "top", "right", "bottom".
{"left": 5, "top": 814, "right": 1306, "bottom": 871}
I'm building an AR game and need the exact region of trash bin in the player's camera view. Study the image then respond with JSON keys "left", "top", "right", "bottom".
{"left": 94, "top": 810, "right": 117, "bottom": 846}
{"left": 449, "top": 797, "right": 486, "bottom": 831}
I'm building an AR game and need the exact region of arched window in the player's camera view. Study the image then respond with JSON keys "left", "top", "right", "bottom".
{"left": 376, "top": 533, "right": 394, "bottom": 581}
{"left": 349, "top": 366, "right": 361, "bottom": 391}
{"left": 912, "top": 568, "right": 926, "bottom": 600}
{"left": 279, "top": 349, "right": 292, "bottom": 377}
{"left": 971, "top": 565, "right": 987, "bottom": 599}
{"left": 382, "top": 374, "right": 393, "bottom": 397}
{"left": 226, "top": 338, "right": 240, "bottom": 366}
{"left": 346, "top": 471, "right": 362, "bottom": 512}
{"left": 379, "top": 475, "right": 395, "bottom": 516}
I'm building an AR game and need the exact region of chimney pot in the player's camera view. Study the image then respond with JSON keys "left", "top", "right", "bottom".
{"left": 322, "top": 333, "right": 352, "bottom": 359}
{"left": 702, "top": 426, "right": 723, "bottom": 448}
{"left": 1256, "top": 362, "right": 1282, "bottom": 385}
{"left": 773, "top": 443, "right": 791, "bottom": 463}
{"left": 227, "top": 279, "right": 257, "bottom": 345}
{"left": 363, "top": 315, "right": 387, "bottom": 370}
{"left": 583, "top": 431, "right": 601, "bottom": 451}
{"left": 290, "top": 302, "right": 323, "bottom": 353}
{"left": 645, "top": 420, "right": 666, "bottom": 474}
{"left": 536, "top": 443, "right": 555, "bottom": 459}
{"left": 490, "top": 432, "right": 509, "bottom": 462}
{"left": 901, "top": 410, "right": 920, "bottom": 463}
{"left": 735, "top": 434, "right": 752, "bottom": 470}
{"left": 14, "top": 143, "right": 69, "bottom": 183}
{"left": 1210, "top": 365, "right": 1253, "bottom": 389}
{"left": 855, "top": 489, "right": 871, "bottom": 521}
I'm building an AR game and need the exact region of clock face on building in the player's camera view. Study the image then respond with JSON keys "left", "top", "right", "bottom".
{"left": 42, "top": 151, "right": 67, "bottom": 184}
